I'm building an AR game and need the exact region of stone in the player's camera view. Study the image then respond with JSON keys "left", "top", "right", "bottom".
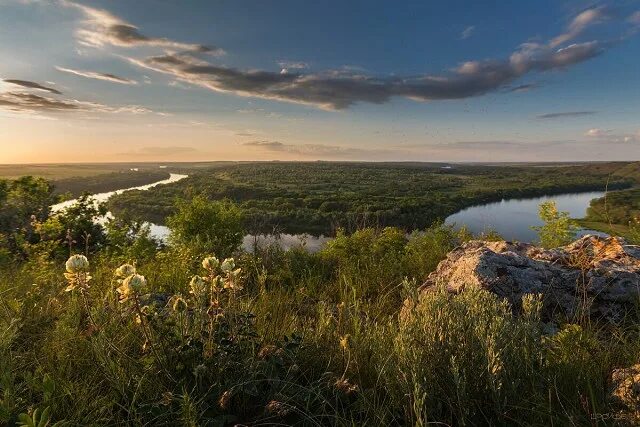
{"left": 418, "top": 235, "right": 640, "bottom": 322}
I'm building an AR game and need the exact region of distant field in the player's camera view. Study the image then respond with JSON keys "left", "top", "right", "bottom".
{"left": 0, "top": 162, "right": 240, "bottom": 197}
{"left": 0, "top": 162, "right": 238, "bottom": 180}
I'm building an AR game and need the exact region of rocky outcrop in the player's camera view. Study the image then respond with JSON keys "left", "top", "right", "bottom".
{"left": 419, "top": 235, "right": 640, "bottom": 322}
{"left": 610, "top": 364, "right": 640, "bottom": 424}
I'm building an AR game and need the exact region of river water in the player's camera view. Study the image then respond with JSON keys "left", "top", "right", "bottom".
{"left": 51, "top": 175, "right": 605, "bottom": 252}
{"left": 444, "top": 191, "right": 605, "bottom": 242}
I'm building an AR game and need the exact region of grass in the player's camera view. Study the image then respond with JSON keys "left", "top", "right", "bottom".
{"left": 2, "top": 224, "right": 639, "bottom": 426}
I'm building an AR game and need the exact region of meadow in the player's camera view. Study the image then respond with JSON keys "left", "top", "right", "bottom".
{"left": 1, "top": 167, "right": 639, "bottom": 426}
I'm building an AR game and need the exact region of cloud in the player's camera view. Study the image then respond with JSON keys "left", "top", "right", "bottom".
{"left": 242, "top": 140, "right": 378, "bottom": 158}
{"left": 118, "top": 146, "right": 199, "bottom": 156}
{"left": 3, "top": 79, "right": 62, "bottom": 94}
{"left": 60, "top": 0, "right": 224, "bottom": 54}
{"left": 55, "top": 66, "right": 137, "bottom": 84}
{"left": 24, "top": 2, "right": 636, "bottom": 111}
{"left": 585, "top": 128, "right": 640, "bottom": 142}
{"left": 118, "top": 5, "right": 635, "bottom": 110}
{"left": 504, "top": 83, "right": 540, "bottom": 93}
{"left": 0, "top": 90, "right": 153, "bottom": 116}
{"left": 128, "top": 35, "right": 607, "bottom": 110}
{"left": 278, "top": 61, "right": 308, "bottom": 74}
{"left": 536, "top": 111, "right": 597, "bottom": 119}
{"left": 630, "top": 11, "right": 640, "bottom": 25}
{"left": 460, "top": 26, "right": 475, "bottom": 40}
{"left": 550, "top": 6, "right": 611, "bottom": 47}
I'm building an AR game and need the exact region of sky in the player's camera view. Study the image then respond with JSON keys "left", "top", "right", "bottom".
{"left": 0, "top": 0, "right": 639, "bottom": 163}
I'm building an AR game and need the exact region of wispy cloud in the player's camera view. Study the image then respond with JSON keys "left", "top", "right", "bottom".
{"left": 55, "top": 66, "right": 137, "bottom": 85}
{"left": 504, "top": 83, "right": 540, "bottom": 93}
{"left": 118, "top": 146, "right": 199, "bottom": 157}
{"left": 0, "top": 89, "right": 152, "bottom": 116}
{"left": 585, "top": 128, "right": 640, "bottom": 142}
{"left": 121, "top": 6, "right": 637, "bottom": 110}
{"left": 242, "top": 140, "right": 384, "bottom": 158}
{"left": 460, "top": 25, "right": 475, "bottom": 40}
{"left": 536, "top": 111, "right": 597, "bottom": 119}
{"left": 60, "top": 0, "right": 224, "bottom": 54}
{"left": 550, "top": 6, "right": 611, "bottom": 48}
{"left": 3, "top": 79, "right": 62, "bottom": 94}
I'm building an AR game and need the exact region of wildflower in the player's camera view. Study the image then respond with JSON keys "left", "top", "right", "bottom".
{"left": 189, "top": 275, "right": 207, "bottom": 297}
{"left": 339, "top": 334, "right": 351, "bottom": 351}
{"left": 334, "top": 378, "right": 359, "bottom": 396}
{"left": 265, "top": 400, "right": 293, "bottom": 417}
{"left": 115, "top": 263, "right": 136, "bottom": 278}
{"left": 202, "top": 256, "right": 220, "bottom": 271}
{"left": 193, "top": 364, "right": 207, "bottom": 378}
{"left": 124, "top": 274, "right": 147, "bottom": 292}
{"left": 219, "top": 390, "right": 232, "bottom": 410}
{"left": 64, "top": 255, "right": 91, "bottom": 292}
{"left": 220, "top": 257, "right": 235, "bottom": 273}
{"left": 65, "top": 254, "right": 89, "bottom": 273}
{"left": 170, "top": 295, "right": 188, "bottom": 312}
{"left": 117, "top": 274, "right": 146, "bottom": 302}
{"left": 258, "top": 344, "right": 284, "bottom": 360}
{"left": 160, "top": 392, "right": 173, "bottom": 406}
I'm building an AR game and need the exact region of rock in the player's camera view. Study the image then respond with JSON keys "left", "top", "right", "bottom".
{"left": 418, "top": 235, "right": 640, "bottom": 322}
{"left": 610, "top": 364, "right": 640, "bottom": 423}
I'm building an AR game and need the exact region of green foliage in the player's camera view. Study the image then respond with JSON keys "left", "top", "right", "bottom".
{"left": 3, "top": 169, "right": 640, "bottom": 425}
{"left": 533, "top": 201, "right": 578, "bottom": 248}
{"left": 167, "top": 196, "right": 244, "bottom": 258}
{"left": 108, "top": 162, "right": 631, "bottom": 235}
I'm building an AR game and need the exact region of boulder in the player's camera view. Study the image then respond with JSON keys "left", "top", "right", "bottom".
{"left": 418, "top": 235, "right": 640, "bottom": 322}
{"left": 610, "top": 364, "right": 640, "bottom": 424}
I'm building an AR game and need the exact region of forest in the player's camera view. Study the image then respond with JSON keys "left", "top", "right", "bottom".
{"left": 108, "top": 161, "right": 637, "bottom": 235}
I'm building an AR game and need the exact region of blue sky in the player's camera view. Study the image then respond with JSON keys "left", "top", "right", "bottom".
{"left": 0, "top": 0, "right": 639, "bottom": 163}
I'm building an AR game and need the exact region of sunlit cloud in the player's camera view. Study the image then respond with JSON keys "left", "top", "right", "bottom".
{"left": 550, "top": 6, "right": 611, "bottom": 47}
{"left": 585, "top": 128, "right": 640, "bottom": 142}
{"left": 55, "top": 66, "right": 138, "bottom": 85}
{"left": 120, "top": 6, "right": 635, "bottom": 110}
{"left": 3, "top": 79, "right": 62, "bottom": 94}
{"left": 59, "top": 0, "right": 224, "bottom": 54}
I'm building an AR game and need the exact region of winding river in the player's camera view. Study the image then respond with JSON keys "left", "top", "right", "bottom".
{"left": 444, "top": 191, "right": 605, "bottom": 242}
{"left": 52, "top": 175, "right": 605, "bottom": 252}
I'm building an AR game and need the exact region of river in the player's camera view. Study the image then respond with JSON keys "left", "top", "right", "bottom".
{"left": 51, "top": 176, "right": 605, "bottom": 252}
{"left": 444, "top": 191, "right": 606, "bottom": 242}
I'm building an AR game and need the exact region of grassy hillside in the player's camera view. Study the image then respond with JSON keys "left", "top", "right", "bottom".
{"left": 1, "top": 182, "right": 640, "bottom": 425}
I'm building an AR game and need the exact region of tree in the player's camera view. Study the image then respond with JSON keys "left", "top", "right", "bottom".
{"left": 0, "top": 176, "right": 55, "bottom": 257}
{"left": 167, "top": 196, "right": 244, "bottom": 258}
{"left": 533, "top": 201, "right": 577, "bottom": 248}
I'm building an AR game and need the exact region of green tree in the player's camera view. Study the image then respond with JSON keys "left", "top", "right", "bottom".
{"left": 533, "top": 201, "right": 577, "bottom": 248}
{"left": 167, "top": 196, "right": 244, "bottom": 257}
{"left": 0, "top": 176, "right": 55, "bottom": 257}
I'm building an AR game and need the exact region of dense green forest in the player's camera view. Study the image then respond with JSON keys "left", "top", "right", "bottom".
{"left": 108, "top": 161, "right": 637, "bottom": 235}
{"left": 53, "top": 171, "right": 170, "bottom": 198}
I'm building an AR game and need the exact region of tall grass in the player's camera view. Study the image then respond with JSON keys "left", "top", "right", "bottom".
{"left": 1, "top": 224, "right": 639, "bottom": 425}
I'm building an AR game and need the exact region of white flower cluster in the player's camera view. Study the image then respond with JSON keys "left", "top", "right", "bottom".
{"left": 64, "top": 255, "right": 92, "bottom": 292}
{"left": 114, "top": 263, "right": 147, "bottom": 302}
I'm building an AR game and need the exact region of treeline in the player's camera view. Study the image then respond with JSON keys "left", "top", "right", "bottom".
{"left": 52, "top": 170, "right": 169, "bottom": 198}
{"left": 585, "top": 188, "right": 640, "bottom": 225}
{"left": 108, "top": 161, "right": 635, "bottom": 235}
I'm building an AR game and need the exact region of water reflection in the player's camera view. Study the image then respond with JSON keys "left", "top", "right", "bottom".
{"left": 445, "top": 191, "right": 605, "bottom": 242}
